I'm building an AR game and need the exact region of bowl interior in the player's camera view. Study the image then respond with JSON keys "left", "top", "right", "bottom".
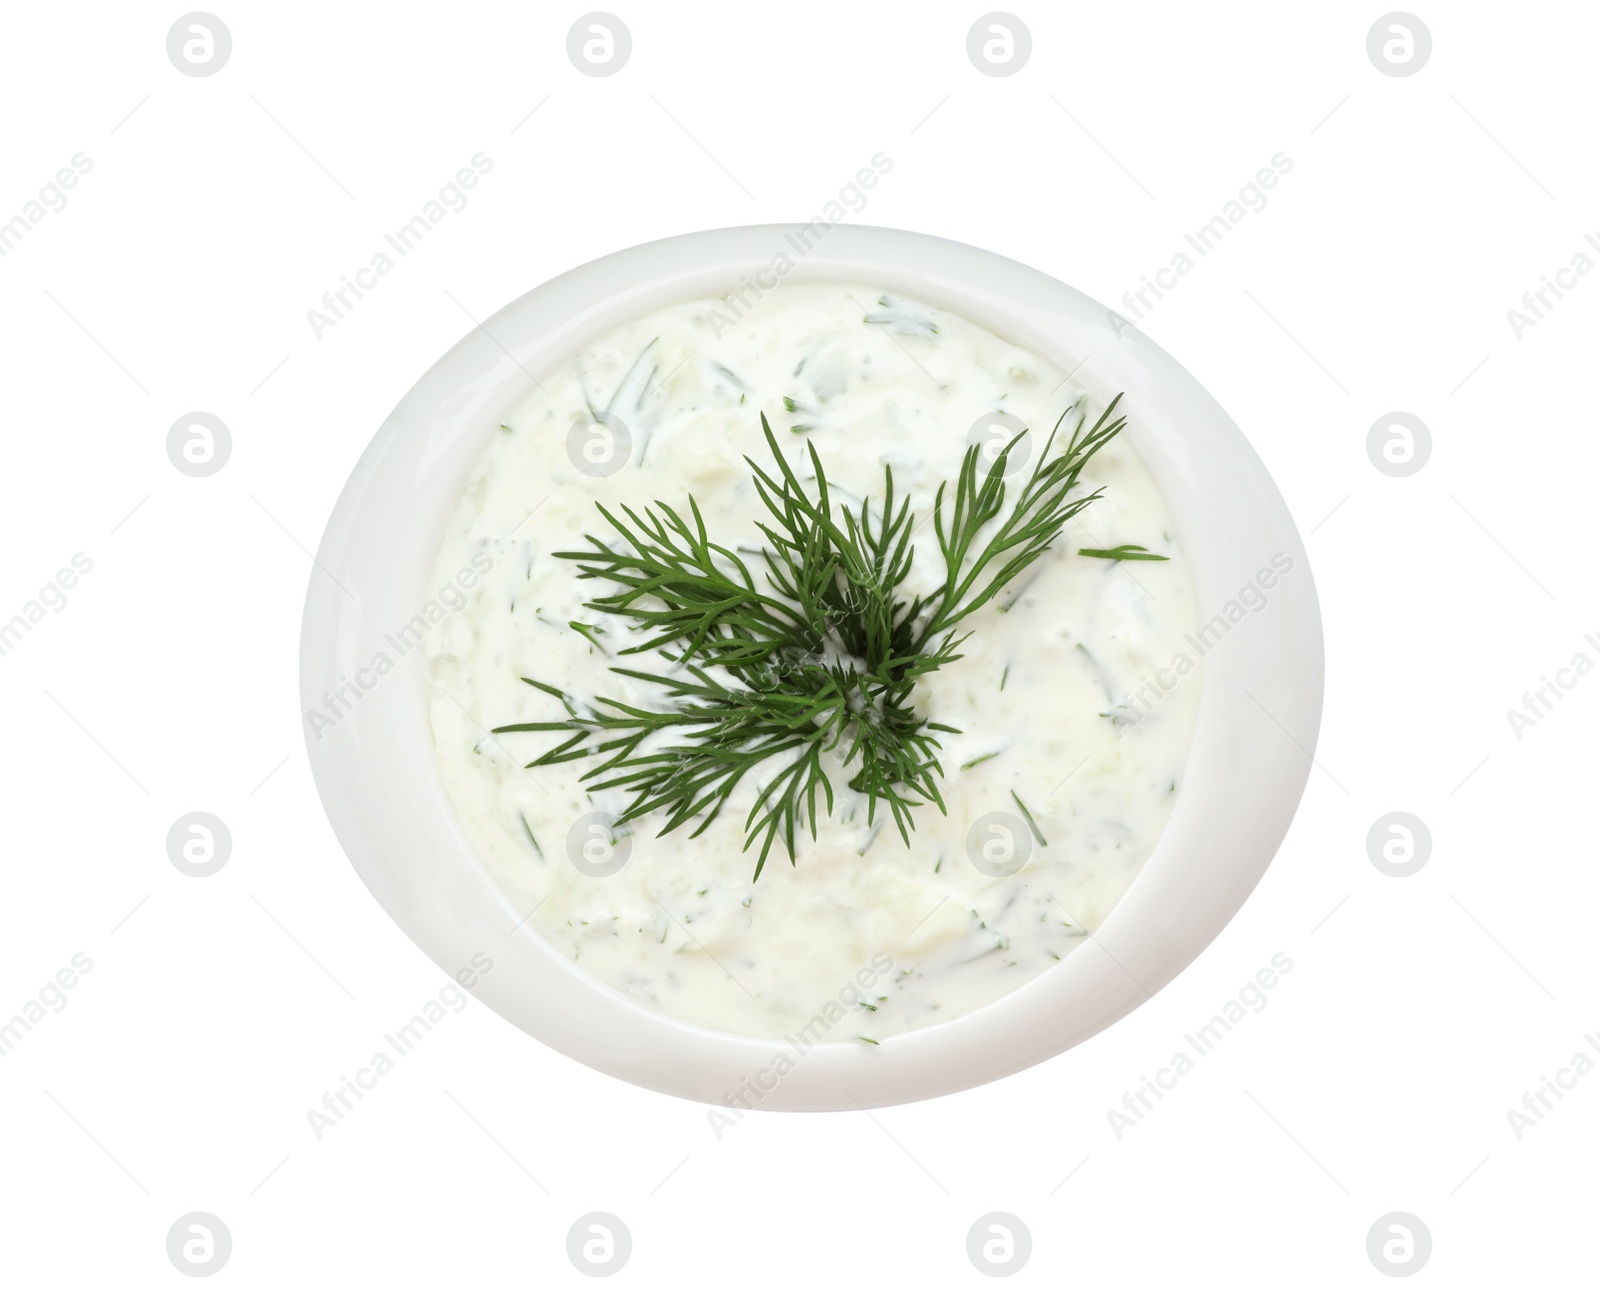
{"left": 300, "top": 224, "right": 1323, "bottom": 1109}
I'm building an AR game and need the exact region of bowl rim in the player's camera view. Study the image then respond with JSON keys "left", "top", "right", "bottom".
{"left": 300, "top": 222, "right": 1324, "bottom": 1110}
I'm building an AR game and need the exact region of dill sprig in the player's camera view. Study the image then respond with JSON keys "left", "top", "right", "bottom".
{"left": 493, "top": 395, "right": 1142, "bottom": 877}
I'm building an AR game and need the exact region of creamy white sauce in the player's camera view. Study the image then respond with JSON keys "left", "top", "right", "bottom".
{"left": 424, "top": 284, "right": 1200, "bottom": 1041}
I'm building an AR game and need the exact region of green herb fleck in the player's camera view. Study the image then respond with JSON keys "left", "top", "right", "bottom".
{"left": 518, "top": 812, "right": 545, "bottom": 860}
{"left": 1079, "top": 543, "right": 1169, "bottom": 561}
{"left": 568, "top": 620, "right": 608, "bottom": 654}
{"left": 1010, "top": 790, "right": 1048, "bottom": 846}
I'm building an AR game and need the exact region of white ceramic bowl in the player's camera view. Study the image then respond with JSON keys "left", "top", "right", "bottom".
{"left": 300, "top": 224, "right": 1323, "bottom": 1110}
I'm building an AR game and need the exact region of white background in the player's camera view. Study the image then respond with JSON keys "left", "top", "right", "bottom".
{"left": 2, "top": 1, "right": 1595, "bottom": 1283}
